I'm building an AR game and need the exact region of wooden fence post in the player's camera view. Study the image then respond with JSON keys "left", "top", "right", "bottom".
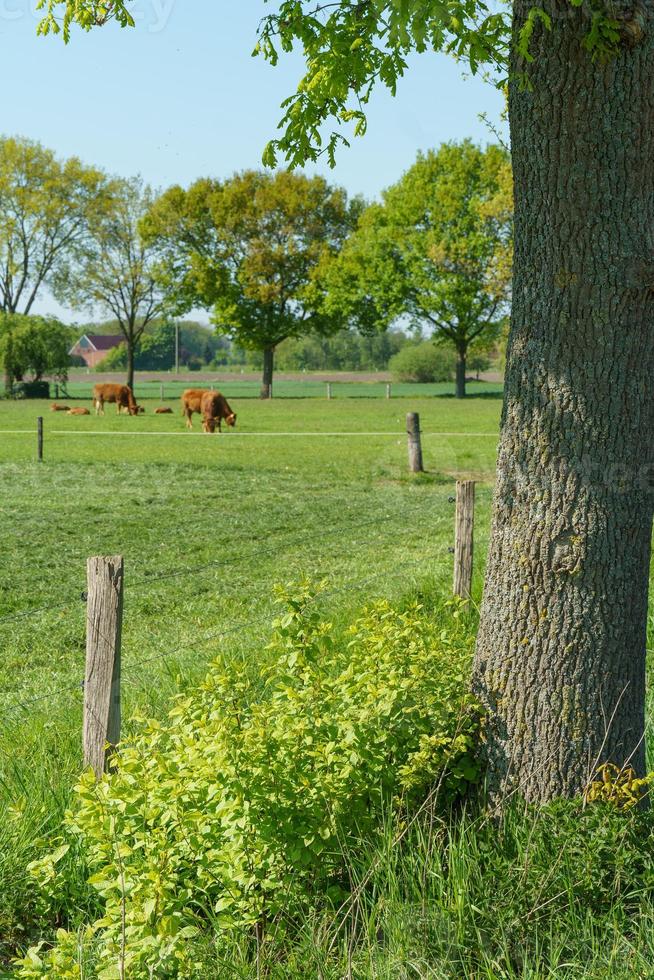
{"left": 327, "top": 382, "right": 332, "bottom": 400}
{"left": 83, "top": 556, "right": 124, "bottom": 778}
{"left": 37, "top": 417, "right": 43, "bottom": 462}
{"left": 406, "top": 412, "right": 423, "bottom": 473}
{"left": 386, "top": 383, "right": 391, "bottom": 399}
{"left": 453, "top": 481, "right": 475, "bottom": 599}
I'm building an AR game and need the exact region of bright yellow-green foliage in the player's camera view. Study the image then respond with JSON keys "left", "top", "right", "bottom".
{"left": 255, "top": 2, "right": 628, "bottom": 168}
{"left": 16, "top": 587, "right": 479, "bottom": 978}
{"left": 585, "top": 763, "right": 654, "bottom": 811}
{"left": 36, "top": 0, "right": 133, "bottom": 41}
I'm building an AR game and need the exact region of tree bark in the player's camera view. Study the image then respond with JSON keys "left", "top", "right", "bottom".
{"left": 261, "top": 346, "right": 274, "bottom": 399}
{"left": 3, "top": 331, "right": 13, "bottom": 396}
{"left": 126, "top": 341, "right": 135, "bottom": 392}
{"left": 455, "top": 343, "right": 467, "bottom": 399}
{"left": 472, "top": 2, "right": 654, "bottom": 805}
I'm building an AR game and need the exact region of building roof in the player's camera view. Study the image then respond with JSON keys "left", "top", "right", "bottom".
{"left": 69, "top": 334, "right": 124, "bottom": 354}
{"left": 86, "top": 335, "right": 125, "bottom": 351}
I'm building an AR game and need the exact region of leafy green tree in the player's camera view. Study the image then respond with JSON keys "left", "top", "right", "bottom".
{"left": 0, "top": 313, "right": 72, "bottom": 393}
{"left": 324, "top": 143, "right": 512, "bottom": 398}
{"left": 252, "top": 0, "right": 654, "bottom": 804}
{"left": 141, "top": 170, "right": 361, "bottom": 397}
{"left": 0, "top": 136, "right": 113, "bottom": 315}
{"left": 53, "top": 178, "right": 172, "bottom": 390}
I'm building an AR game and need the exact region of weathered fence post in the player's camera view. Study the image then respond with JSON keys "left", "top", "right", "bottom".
{"left": 37, "top": 417, "right": 43, "bottom": 462}
{"left": 83, "top": 556, "right": 124, "bottom": 778}
{"left": 386, "top": 383, "right": 391, "bottom": 399}
{"left": 327, "top": 382, "right": 332, "bottom": 400}
{"left": 406, "top": 412, "right": 423, "bottom": 473}
{"left": 453, "top": 481, "right": 475, "bottom": 599}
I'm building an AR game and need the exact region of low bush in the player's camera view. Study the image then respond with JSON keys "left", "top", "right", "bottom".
{"left": 388, "top": 342, "right": 456, "bottom": 383}
{"left": 17, "top": 586, "right": 478, "bottom": 977}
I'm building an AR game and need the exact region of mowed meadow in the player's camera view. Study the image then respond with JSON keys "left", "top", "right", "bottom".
{"left": 6, "top": 392, "right": 654, "bottom": 978}
{"left": 0, "top": 392, "right": 500, "bottom": 963}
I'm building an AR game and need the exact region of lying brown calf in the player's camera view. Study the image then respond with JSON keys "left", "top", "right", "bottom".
{"left": 50, "top": 403, "right": 68, "bottom": 412}
{"left": 68, "top": 407, "right": 90, "bottom": 416}
{"left": 155, "top": 407, "right": 173, "bottom": 414}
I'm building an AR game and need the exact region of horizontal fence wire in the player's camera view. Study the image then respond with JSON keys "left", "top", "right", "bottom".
{"left": 0, "top": 427, "right": 501, "bottom": 439}
{"left": 0, "top": 498, "right": 454, "bottom": 624}
{"left": 0, "top": 549, "right": 451, "bottom": 726}
{"left": 46, "top": 380, "right": 504, "bottom": 401}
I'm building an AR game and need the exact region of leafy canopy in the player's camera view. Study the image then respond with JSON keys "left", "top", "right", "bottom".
{"left": 255, "top": 1, "right": 510, "bottom": 168}
{"left": 324, "top": 141, "right": 512, "bottom": 360}
{"left": 141, "top": 169, "right": 361, "bottom": 354}
{"left": 53, "top": 177, "right": 171, "bottom": 377}
{"left": 38, "top": 3, "right": 626, "bottom": 171}
{"left": 36, "top": 0, "right": 134, "bottom": 41}
{"left": 0, "top": 314, "right": 73, "bottom": 383}
{"left": 0, "top": 137, "right": 114, "bottom": 315}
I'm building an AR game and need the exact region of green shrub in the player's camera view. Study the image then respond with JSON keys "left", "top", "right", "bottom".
{"left": 388, "top": 342, "right": 456, "bottom": 383}
{"left": 16, "top": 587, "right": 478, "bottom": 978}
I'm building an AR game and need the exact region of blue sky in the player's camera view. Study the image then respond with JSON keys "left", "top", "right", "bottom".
{"left": 0, "top": 1, "right": 507, "bottom": 319}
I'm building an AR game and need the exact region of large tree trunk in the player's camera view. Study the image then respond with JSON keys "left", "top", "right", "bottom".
{"left": 455, "top": 343, "right": 467, "bottom": 399}
{"left": 472, "top": 2, "right": 654, "bottom": 805}
{"left": 260, "top": 346, "right": 274, "bottom": 399}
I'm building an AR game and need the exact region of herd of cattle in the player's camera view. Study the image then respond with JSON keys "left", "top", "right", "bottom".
{"left": 50, "top": 384, "right": 237, "bottom": 433}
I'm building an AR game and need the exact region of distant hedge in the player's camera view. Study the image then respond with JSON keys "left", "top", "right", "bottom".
{"left": 389, "top": 342, "right": 456, "bottom": 383}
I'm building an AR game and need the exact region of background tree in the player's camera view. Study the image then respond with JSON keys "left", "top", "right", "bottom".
{"left": 0, "top": 313, "right": 72, "bottom": 392}
{"left": 0, "top": 136, "right": 113, "bottom": 315}
{"left": 141, "top": 170, "right": 361, "bottom": 397}
{"left": 324, "top": 142, "right": 512, "bottom": 398}
{"left": 54, "top": 177, "right": 171, "bottom": 390}
{"left": 257, "top": 2, "right": 654, "bottom": 803}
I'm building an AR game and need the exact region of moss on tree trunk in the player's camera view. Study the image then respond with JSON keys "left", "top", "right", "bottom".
{"left": 472, "top": 1, "right": 654, "bottom": 804}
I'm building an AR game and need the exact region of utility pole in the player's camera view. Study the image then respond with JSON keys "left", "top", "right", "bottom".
{"left": 174, "top": 321, "right": 180, "bottom": 376}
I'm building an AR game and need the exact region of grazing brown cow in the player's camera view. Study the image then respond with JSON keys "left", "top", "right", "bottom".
{"left": 92, "top": 383, "right": 140, "bottom": 416}
{"left": 181, "top": 388, "right": 236, "bottom": 432}
{"left": 68, "top": 407, "right": 90, "bottom": 416}
{"left": 155, "top": 407, "right": 173, "bottom": 414}
{"left": 200, "top": 390, "right": 237, "bottom": 433}
{"left": 50, "top": 403, "right": 68, "bottom": 412}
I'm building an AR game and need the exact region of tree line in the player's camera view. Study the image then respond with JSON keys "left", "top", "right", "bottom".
{"left": 0, "top": 135, "right": 512, "bottom": 398}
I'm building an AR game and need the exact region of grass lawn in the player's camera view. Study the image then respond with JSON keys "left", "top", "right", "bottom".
{"left": 0, "top": 394, "right": 500, "bottom": 963}
{"left": 4, "top": 393, "right": 654, "bottom": 979}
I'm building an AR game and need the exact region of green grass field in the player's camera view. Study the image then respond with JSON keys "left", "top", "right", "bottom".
{"left": 4, "top": 393, "right": 654, "bottom": 978}
{"left": 0, "top": 394, "right": 500, "bottom": 966}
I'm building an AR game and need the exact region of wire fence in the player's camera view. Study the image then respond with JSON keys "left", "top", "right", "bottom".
{"left": 0, "top": 477, "right": 487, "bottom": 824}
{"left": 48, "top": 378, "right": 504, "bottom": 402}
{"left": 0, "top": 547, "right": 454, "bottom": 727}
{"left": 0, "top": 497, "right": 457, "bottom": 625}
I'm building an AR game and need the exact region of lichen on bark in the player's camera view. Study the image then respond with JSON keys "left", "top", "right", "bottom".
{"left": 472, "top": 0, "right": 654, "bottom": 804}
